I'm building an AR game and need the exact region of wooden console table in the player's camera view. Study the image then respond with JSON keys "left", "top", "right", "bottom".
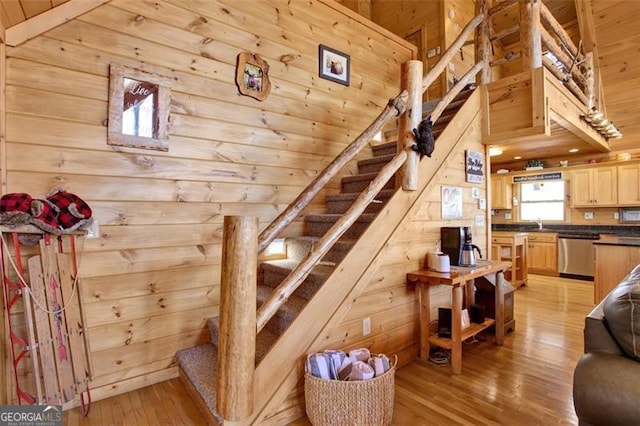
{"left": 407, "top": 260, "right": 511, "bottom": 374}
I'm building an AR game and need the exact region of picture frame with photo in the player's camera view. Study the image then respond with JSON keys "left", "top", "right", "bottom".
{"left": 235, "top": 52, "right": 271, "bottom": 101}
{"left": 318, "top": 44, "right": 350, "bottom": 86}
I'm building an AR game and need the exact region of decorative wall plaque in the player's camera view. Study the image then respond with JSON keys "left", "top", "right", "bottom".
{"left": 235, "top": 52, "right": 271, "bottom": 101}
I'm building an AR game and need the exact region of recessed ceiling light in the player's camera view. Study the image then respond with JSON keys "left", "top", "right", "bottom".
{"left": 514, "top": 156, "right": 522, "bottom": 160}
{"left": 489, "top": 147, "right": 503, "bottom": 156}
{"left": 569, "top": 148, "right": 579, "bottom": 153}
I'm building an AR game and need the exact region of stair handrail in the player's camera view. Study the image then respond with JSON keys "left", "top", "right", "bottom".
{"left": 429, "top": 61, "right": 484, "bottom": 124}
{"left": 257, "top": 92, "right": 408, "bottom": 254}
{"left": 421, "top": 13, "right": 484, "bottom": 95}
{"left": 256, "top": 149, "right": 407, "bottom": 332}
{"left": 256, "top": 13, "right": 486, "bottom": 334}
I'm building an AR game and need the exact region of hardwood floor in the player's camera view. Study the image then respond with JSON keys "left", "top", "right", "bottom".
{"left": 63, "top": 274, "right": 594, "bottom": 425}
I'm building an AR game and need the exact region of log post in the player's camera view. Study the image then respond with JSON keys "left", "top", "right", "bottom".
{"left": 475, "top": 0, "right": 492, "bottom": 84}
{"left": 519, "top": 0, "right": 542, "bottom": 71}
{"left": 584, "top": 52, "right": 595, "bottom": 111}
{"left": 398, "top": 60, "right": 423, "bottom": 191}
{"left": 217, "top": 216, "right": 258, "bottom": 421}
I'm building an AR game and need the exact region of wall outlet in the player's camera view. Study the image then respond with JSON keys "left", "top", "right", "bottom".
{"left": 362, "top": 317, "right": 371, "bottom": 336}
{"left": 475, "top": 215, "right": 484, "bottom": 226}
{"left": 584, "top": 212, "right": 594, "bottom": 220}
{"left": 86, "top": 219, "right": 99, "bottom": 239}
{"left": 448, "top": 62, "right": 455, "bottom": 71}
{"left": 505, "top": 212, "right": 512, "bottom": 220}
{"left": 614, "top": 212, "right": 620, "bottom": 220}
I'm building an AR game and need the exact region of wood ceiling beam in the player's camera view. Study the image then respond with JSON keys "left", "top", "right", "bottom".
{"left": 5, "top": 0, "right": 111, "bottom": 47}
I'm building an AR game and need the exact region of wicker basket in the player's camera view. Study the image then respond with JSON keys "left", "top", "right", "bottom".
{"left": 304, "top": 362, "right": 395, "bottom": 426}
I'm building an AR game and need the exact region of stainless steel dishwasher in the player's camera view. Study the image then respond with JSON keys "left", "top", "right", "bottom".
{"left": 558, "top": 232, "right": 600, "bottom": 280}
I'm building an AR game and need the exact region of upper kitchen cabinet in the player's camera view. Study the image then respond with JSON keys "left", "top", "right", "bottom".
{"left": 617, "top": 163, "right": 640, "bottom": 206}
{"left": 570, "top": 166, "right": 617, "bottom": 207}
{"left": 491, "top": 174, "right": 512, "bottom": 210}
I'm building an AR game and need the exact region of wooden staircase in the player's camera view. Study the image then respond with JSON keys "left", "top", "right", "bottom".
{"left": 175, "top": 87, "right": 476, "bottom": 424}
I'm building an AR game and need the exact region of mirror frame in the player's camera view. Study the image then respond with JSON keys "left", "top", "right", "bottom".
{"left": 108, "top": 64, "right": 172, "bottom": 151}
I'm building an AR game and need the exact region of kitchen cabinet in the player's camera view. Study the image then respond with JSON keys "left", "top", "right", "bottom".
{"left": 491, "top": 175, "right": 512, "bottom": 209}
{"left": 570, "top": 166, "right": 617, "bottom": 207}
{"left": 491, "top": 231, "right": 528, "bottom": 287}
{"left": 594, "top": 237, "right": 640, "bottom": 303}
{"left": 617, "top": 163, "right": 640, "bottom": 205}
{"left": 526, "top": 232, "right": 557, "bottom": 276}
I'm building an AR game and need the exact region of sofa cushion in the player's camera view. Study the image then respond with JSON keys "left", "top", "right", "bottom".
{"left": 603, "top": 270, "right": 640, "bottom": 361}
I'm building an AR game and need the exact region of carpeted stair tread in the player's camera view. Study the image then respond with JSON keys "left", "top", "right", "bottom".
{"left": 284, "top": 236, "right": 356, "bottom": 264}
{"left": 357, "top": 154, "right": 396, "bottom": 173}
{"left": 325, "top": 189, "right": 394, "bottom": 203}
{"left": 371, "top": 141, "right": 397, "bottom": 157}
{"left": 306, "top": 213, "right": 376, "bottom": 223}
{"left": 261, "top": 258, "right": 337, "bottom": 277}
{"left": 257, "top": 285, "right": 309, "bottom": 336}
{"left": 175, "top": 343, "right": 224, "bottom": 425}
{"left": 205, "top": 316, "right": 279, "bottom": 366}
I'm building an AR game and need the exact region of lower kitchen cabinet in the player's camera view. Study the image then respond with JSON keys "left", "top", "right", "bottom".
{"left": 491, "top": 231, "right": 528, "bottom": 287}
{"left": 527, "top": 232, "right": 558, "bottom": 276}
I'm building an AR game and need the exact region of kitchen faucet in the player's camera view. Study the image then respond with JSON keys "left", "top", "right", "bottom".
{"left": 532, "top": 217, "right": 543, "bottom": 229}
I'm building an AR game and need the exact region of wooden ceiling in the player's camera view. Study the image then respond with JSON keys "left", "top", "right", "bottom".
{"left": 0, "top": 0, "right": 70, "bottom": 27}
{"left": 1, "top": 0, "right": 638, "bottom": 166}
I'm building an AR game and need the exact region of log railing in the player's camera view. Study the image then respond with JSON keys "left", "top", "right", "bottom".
{"left": 255, "top": 12, "right": 485, "bottom": 333}
{"left": 256, "top": 92, "right": 408, "bottom": 253}
{"left": 483, "top": 0, "right": 621, "bottom": 139}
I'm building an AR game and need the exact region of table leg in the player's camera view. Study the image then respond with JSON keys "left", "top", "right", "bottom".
{"left": 451, "top": 285, "right": 463, "bottom": 374}
{"left": 465, "top": 279, "right": 475, "bottom": 309}
{"left": 418, "top": 283, "right": 430, "bottom": 360}
{"left": 495, "top": 271, "right": 505, "bottom": 345}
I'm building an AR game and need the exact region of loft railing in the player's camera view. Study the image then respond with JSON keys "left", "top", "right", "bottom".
{"left": 481, "top": 0, "right": 621, "bottom": 139}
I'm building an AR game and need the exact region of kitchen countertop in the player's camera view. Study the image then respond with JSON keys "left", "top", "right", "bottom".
{"left": 594, "top": 235, "right": 640, "bottom": 247}
{"left": 493, "top": 224, "right": 640, "bottom": 237}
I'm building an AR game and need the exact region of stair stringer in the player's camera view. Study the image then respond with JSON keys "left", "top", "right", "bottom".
{"left": 226, "top": 90, "right": 482, "bottom": 426}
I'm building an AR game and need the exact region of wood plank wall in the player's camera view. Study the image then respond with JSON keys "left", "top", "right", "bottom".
{"left": 2, "top": 0, "right": 414, "bottom": 404}
{"left": 370, "top": 0, "right": 445, "bottom": 100}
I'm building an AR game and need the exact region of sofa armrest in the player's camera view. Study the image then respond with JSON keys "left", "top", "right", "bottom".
{"left": 583, "top": 300, "right": 623, "bottom": 355}
{"left": 573, "top": 352, "right": 640, "bottom": 425}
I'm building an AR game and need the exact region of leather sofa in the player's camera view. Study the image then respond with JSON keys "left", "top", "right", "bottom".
{"left": 573, "top": 264, "right": 640, "bottom": 425}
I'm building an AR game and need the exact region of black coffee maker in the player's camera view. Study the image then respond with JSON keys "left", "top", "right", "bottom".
{"left": 441, "top": 226, "right": 482, "bottom": 266}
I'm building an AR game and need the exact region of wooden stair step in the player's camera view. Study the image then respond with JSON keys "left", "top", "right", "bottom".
{"left": 285, "top": 236, "right": 356, "bottom": 264}
{"left": 325, "top": 189, "right": 394, "bottom": 214}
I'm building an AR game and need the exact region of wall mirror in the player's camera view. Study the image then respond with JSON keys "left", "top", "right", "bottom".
{"left": 108, "top": 64, "right": 172, "bottom": 151}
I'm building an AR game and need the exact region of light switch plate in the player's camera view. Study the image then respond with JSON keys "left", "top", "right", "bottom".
{"left": 584, "top": 212, "right": 594, "bottom": 220}
{"left": 479, "top": 198, "right": 486, "bottom": 210}
{"left": 505, "top": 212, "right": 512, "bottom": 220}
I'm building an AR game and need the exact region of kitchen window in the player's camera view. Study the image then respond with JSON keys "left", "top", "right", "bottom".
{"left": 519, "top": 180, "right": 565, "bottom": 221}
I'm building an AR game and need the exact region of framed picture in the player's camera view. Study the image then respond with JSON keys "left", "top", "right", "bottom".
{"left": 465, "top": 150, "right": 484, "bottom": 183}
{"left": 235, "top": 52, "right": 271, "bottom": 101}
{"left": 318, "top": 44, "right": 350, "bottom": 86}
{"left": 441, "top": 186, "right": 463, "bottom": 219}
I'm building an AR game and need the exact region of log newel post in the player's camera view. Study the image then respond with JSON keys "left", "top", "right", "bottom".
{"left": 475, "top": 0, "right": 492, "bottom": 85}
{"left": 399, "top": 60, "right": 423, "bottom": 191}
{"left": 584, "top": 51, "right": 595, "bottom": 111}
{"left": 520, "top": 0, "right": 542, "bottom": 71}
{"left": 217, "top": 216, "right": 258, "bottom": 421}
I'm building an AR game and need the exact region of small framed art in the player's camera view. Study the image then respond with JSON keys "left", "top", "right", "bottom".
{"left": 318, "top": 44, "right": 350, "bottom": 86}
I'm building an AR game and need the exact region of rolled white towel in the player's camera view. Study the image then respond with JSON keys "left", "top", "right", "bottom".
{"left": 368, "top": 354, "right": 391, "bottom": 377}
{"left": 348, "top": 347, "right": 371, "bottom": 362}
{"left": 348, "top": 360, "right": 375, "bottom": 381}
{"left": 323, "top": 349, "right": 347, "bottom": 379}
{"left": 305, "top": 353, "right": 333, "bottom": 379}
